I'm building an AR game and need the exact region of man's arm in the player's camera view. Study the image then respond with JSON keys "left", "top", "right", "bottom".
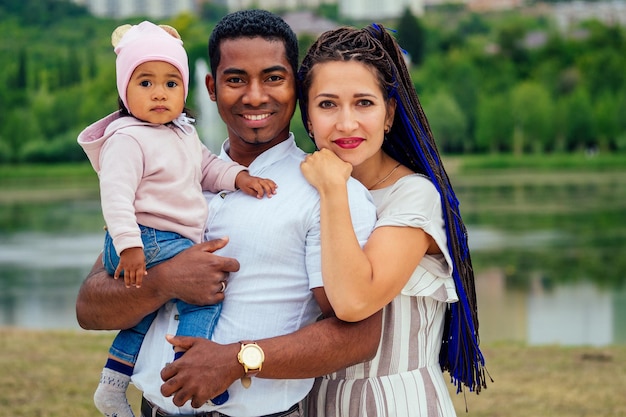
{"left": 160, "top": 309, "right": 382, "bottom": 408}
{"left": 76, "top": 238, "right": 240, "bottom": 330}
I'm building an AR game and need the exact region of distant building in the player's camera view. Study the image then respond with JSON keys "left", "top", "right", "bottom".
{"left": 73, "top": 0, "right": 482, "bottom": 22}
{"left": 466, "top": 0, "right": 523, "bottom": 12}
{"left": 212, "top": 0, "right": 336, "bottom": 12}
{"left": 339, "top": 0, "right": 424, "bottom": 19}
{"left": 72, "top": 0, "right": 197, "bottom": 19}
{"left": 552, "top": 0, "right": 626, "bottom": 30}
{"left": 213, "top": 0, "right": 424, "bottom": 19}
{"left": 282, "top": 10, "right": 339, "bottom": 36}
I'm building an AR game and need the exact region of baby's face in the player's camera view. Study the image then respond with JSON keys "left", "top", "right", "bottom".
{"left": 126, "top": 60, "right": 185, "bottom": 124}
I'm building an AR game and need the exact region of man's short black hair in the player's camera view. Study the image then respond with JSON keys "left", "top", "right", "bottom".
{"left": 208, "top": 9, "right": 299, "bottom": 77}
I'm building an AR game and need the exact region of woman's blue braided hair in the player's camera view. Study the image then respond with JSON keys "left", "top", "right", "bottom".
{"left": 298, "top": 24, "right": 488, "bottom": 394}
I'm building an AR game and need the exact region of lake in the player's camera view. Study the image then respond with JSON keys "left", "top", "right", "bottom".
{"left": 1, "top": 167, "right": 625, "bottom": 346}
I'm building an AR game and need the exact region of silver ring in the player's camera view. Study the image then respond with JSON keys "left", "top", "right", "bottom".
{"left": 219, "top": 281, "right": 226, "bottom": 293}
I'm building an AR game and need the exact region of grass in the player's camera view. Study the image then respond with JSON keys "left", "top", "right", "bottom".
{"left": 0, "top": 162, "right": 96, "bottom": 181}
{"left": 0, "top": 162, "right": 99, "bottom": 203}
{"left": 451, "top": 342, "right": 626, "bottom": 417}
{"left": 0, "top": 329, "right": 143, "bottom": 417}
{"left": 449, "top": 152, "right": 626, "bottom": 173}
{"left": 1, "top": 328, "right": 625, "bottom": 417}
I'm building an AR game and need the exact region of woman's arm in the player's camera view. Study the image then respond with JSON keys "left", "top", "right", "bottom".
{"left": 301, "top": 149, "right": 434, "bottom": 321}
{"left": 76, "top": 238, "right": 239, "bottom": 330}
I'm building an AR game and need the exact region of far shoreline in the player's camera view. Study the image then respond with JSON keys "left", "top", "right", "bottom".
{"left": 2, "top": 153, "right": 626, "bottom": 203}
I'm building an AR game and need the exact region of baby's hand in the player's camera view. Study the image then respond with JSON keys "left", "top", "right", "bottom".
{"left": 116, "top": 247, "right": 147, "bottom": 288}
{"left": 236, "top": 171, "right": 277, "bottom": 199}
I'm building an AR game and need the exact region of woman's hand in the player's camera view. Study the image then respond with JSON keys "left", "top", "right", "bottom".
{"left": 300, "top": 148, "right": 352, "bottom": 192}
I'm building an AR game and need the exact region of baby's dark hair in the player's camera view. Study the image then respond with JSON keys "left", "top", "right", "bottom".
{"left": 208, "top": 9, "right": 299, "bottom": 78}
{"left": 298, "top": 24, "right": 487, "bottom": 394}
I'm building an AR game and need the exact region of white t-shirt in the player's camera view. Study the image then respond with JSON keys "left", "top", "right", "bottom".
{"left": 133, "top": 136, "right": 377, "bottom": 416}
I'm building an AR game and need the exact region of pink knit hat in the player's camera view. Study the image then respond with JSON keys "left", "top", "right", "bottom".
{"left": 113, "top": 21, "right": 189, "bottom": 111}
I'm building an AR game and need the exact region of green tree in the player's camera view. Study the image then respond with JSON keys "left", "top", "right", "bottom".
{"left": 592, "top": 92, "right": 619, "bottom": 151}
{"left": 16, "top": 48, "right": 27, "bottom": 89}
{"left": 86, "top": 47, "right": 98, "bottom": 80}
{"left": 444, "top": 50, "right": 480, "bottom": 142}
{"left": 200, "top": 2, "right": 228, "bottom": 22}
{"left": 316, "top": 3, "right": 339, "bottom": 21}
{"left": 561, "top": 88, "right": 595, "bottom": 151}
{"left": 457, "top": 13, "right": 490, "bottom": 37}
{"left": 473, "top": 53, "right": 518, "bottom": 95}
{"left": 396, "top": 7, "right": 426, "bottom": 66}
{"left": 475, "top": 92, "right": 513, "bottom": 153}
{"left": 298, "top": 33, "right": 316, "bottom": 65}
{"left": 615, "top": 87, "right": 626, "bottom": 151}
{"left": 76, "top": 63, "right": 118, "bottom": 126}
{"left": 2, "top": 109, "right": 43, "bottom": 162}
{"left": 30, "top": 91, "right": 55, "bottom": 140}
{"left": 496, "top": 22, "right": 530, "bottom": 78}
{"left": 578, "top": 49, "right": 626, "bottom": 99}
{"left": 66, "top": 47, "right": 81, "bottom": 86}
{"left": 585, "top": 19, "right": 624, "bottom": 51}
{"left": 424, "top": 91, "right": 467, "bottom": 153}
{"left": 1, "top": 0, "right": 86, "bottom": 25}
{"left": 511, "top": 81, "right": 554, "bottom": 154}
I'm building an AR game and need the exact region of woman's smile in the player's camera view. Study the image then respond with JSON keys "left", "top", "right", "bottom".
{"left": 333, "top": 137, "right": 365, "bottom": 149}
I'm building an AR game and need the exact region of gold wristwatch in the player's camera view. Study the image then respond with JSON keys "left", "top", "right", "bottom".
{"left": 237, "top": 341, "right": 264, "bottom": 388}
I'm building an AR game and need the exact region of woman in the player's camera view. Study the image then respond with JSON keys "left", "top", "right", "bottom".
{"left": 299, "top": 24, "right": 487, "bottom": 416}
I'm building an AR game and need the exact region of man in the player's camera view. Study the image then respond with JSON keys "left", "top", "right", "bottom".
{"left": 76, "top": 10, "right": 382, "bottom": 417}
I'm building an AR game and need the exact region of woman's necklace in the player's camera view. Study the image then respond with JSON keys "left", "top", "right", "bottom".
{"left": 367, "top": 162, "right": 402, "bottom": 190}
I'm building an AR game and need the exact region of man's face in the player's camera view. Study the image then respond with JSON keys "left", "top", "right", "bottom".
{"left": 206, "top": 37, "right": 296, "bottom": 153}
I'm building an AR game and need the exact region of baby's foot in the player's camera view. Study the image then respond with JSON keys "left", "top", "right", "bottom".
{"left": 93, "top": 368, "right": 135, "bottom": 417}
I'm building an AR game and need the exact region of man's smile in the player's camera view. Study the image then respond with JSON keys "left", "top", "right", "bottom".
{"left": 243, "top": 113, "right": 271, "bottom": 121}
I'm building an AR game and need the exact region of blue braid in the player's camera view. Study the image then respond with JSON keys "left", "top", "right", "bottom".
{"left": 388, "top": 63, "right": 486, "bottom": 393}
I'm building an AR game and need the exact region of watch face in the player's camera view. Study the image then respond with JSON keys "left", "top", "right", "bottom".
{"left": 242, "top": 345, "right": 263, "bottom": 368}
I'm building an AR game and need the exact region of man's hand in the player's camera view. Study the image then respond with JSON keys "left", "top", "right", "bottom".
{"left": 159, "top": 311, "right": 383, "bottom": 408}
{"left": 160, "top": 336, "right": 243, "bottom": 408}
{"left": 76, "top": 238, "right": 239, "bottom": 330}
{"left": 160, "top": 238, "right": 240, "bottom": 306}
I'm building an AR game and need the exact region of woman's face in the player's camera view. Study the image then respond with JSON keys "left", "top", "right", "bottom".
{"left": 306, "top": 60, "right": 395, "bottom": 168}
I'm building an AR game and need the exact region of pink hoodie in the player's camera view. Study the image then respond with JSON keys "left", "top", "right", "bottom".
{"left": 78, "top": 112, "right": 245, "bottom": 254}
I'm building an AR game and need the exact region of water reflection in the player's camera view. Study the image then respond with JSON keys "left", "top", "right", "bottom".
{"left": 0, "top": 232, "right": 102, "bottom": 268}
{"left": 528, "top": 281, "right": 624, "bottom": 346}
{"left": 475, "top": 268, "right": 626, "bottom": 346}
{"left": 0, "top": 232, "right": 102, "bottom": 330}
{"left": 0, "top": 173, "right": 625, "bottom": 346}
